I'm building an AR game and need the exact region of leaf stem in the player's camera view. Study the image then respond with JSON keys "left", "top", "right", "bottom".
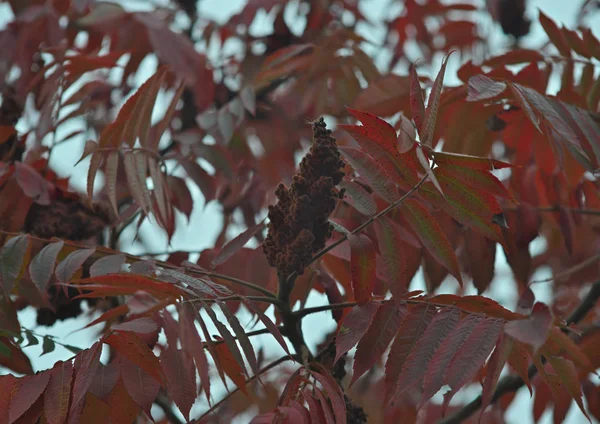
{"left": 192, "top": 355, "right": 294, "bottom": 422}
{"left": 439, "top": 279, "right": 600, "bottom": 424}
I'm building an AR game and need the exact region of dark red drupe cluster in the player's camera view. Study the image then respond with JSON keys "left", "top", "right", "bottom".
{"left": 263, "top": 118, "right": 345, "bottom": 278}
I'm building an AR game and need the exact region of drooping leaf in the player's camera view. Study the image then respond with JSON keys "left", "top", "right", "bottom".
{"left": 504, "top": 302, "right": 553, "bottom": 352}
{"left": 310, "top": 363, "right": 347, "bottom": 423}
{"left": 214, "top": 340, "right": 249, "bottom": 396}
{"left": 41, "top": 336, "right": 56, "bottom": 356}
{"left": 374, "top": 217, "right": 421, "bottom": 298}
{"left": 1, "top": 235, "right": 30, "bottom": 294}
{"left": 29, "top": 240, "right": 64, "bottom": 291}
{"left": 442, "top": 318, "right": 503, "bottom": 410}
{"left": 338, "top": 146, "right": 397, "bottom": 203}
{"left": 352, "top": 300, "right": 407, "bottom": 385}
{"left": 420, "top": 313, "right": 484, "bottom": 407}
{"left": 70, "top": 341, "right": 103, "bottom": 414}
{"left": 211, "top": 220, "right": 266, "bottom": 268}
{"left": 8, "top": 371, "right": 51, "bottom": 423}
{"left": 105, "top": 331, "right": 164, "bottom": 386}
{"left": 546, "top": 356, "right": 591, "bottom": 422}
{"left": 392, "top": 307, "right": 461, "bottom": 399}
{"left": 44, "top": 360, "right": 73, "bottom": 424}
{"left": 55, "top": 248, "right": 95, "bottom": 283}
{"left": 216, "top": 300, "right": 260, "bottom": 379}
{"left": 160, "top": 346, "right": 197, "bottom": 420}
{"left": 335, "top": 301, "right": 380, "bottom": 364}
{"left": 348, "top": 234, "right": 376, "bottom": 305}
{"left": 111, "top": 318, "right": 158, "bottom": 334}
{"left": 89, "top": 254, "right": 126, "bottom": 277}
{"left": 400, "top": 199, "right": 462, "bottom": 285}
{"left": 385, "top": 304, "right": 437, "bottom": 401}
{"left": 479, "top": 334, "right": 513, "bottom": 421}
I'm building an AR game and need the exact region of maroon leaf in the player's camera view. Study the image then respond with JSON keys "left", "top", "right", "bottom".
{"left": 352, "top": 300, "right": 407, "bottom": 385}
{"left": 393, "top": 307, "right": 461, "bottom": 398}
{"left": 467, "top": 74, "right": 507, "bottom": 101}
{"left": 44, "top": 361, "right": 73, "bottom": 424}
{"left": 420, "top": 313, "right": 484, "bottom": 407}
{"left": 69, "top": 342, "right": 103, "bottom": 413}
{"left": 211, "top": 220, "right": 266, "bottom": 268}
{"left": 335, "top": 301, "right": 380, "bottom": 364}
{"left": 160, "top": 346, "right": 197, "bottom": 420}
{"left": 385, "top": 304, "right": 436, "bottom": 400}
{"left": 8, "top": 371, "right": 51, "bottom": 423}
{"left": 14, "top": 162, "right": 51, "bottom": 205}
{"left": 479, "top": 334, "right": 513, "bottom": 421}
{"left": 310, "top": 364, "right": 347, "bottom": 423}
{"left": 349, "top": 234, "right": 376, "bottom": 305}
{"left": 89, "top": 254, "right": 126, "bottom": 277}
{"left": 111, "top": 318, "right": 158, "bottom": 334}
{"left": 55, "top": 248, "right": 96, "bottom": 283}
{"left": 29, "top": 240, "right": 64, "bottom": 292}
{"left": 243, "top": 299, "right": 291, "bottom": 356}
{"left": 443, "top": 318, "right": 504, "bottom": 410}
{"left": 421, "top": 52, "right": 452, "bottom": 147}
{"left": 410, "top": 63, "right": 425, "bottom": 132}
{"left": 178, "top": 304, "right": 211, "bottom": 401}
{"left": 120, "top": 357, "right": 160, "bottom": 417}
{"left": 1, "top": 235, "right": 30, "bottom": 294}
{"left": 504, "top": 302, "right": 553, "bottom": 352}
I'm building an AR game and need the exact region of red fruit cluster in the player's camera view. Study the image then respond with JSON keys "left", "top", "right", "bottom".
{"left": 263, "top": 118, "right": 345, "bottom": 278}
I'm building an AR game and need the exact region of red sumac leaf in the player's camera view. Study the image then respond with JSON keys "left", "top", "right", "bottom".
{"left": 178, "top": 304, "right": 211, "bottom": 401}
{"left": 89, "top": 254, "right": 126, "bottom": 277}
{"left": 420, "top": 313, "right": 484, "bottom": 407}
{"left": 467, "top": 74, "right": 507, "bottom": 101}
{"left": 352, "top": 300, "right": 407, "bottom": 385}
{"left": 479, "top": 334, "right": 513, "bottom": 421}
{"left": 105, "top": 331, "right": 164, "bottom": 385}
{"left": 55, "top": 248, "right": 95, "bottom": 283}
{"left": 310, "top": 363, "right": 347, "bottom": 423}
{"left": 1, "top": 235, "right": 30, "bottom": 294}
{"left": 14, "top": 162, "right": 51, "bottom": 205}
{"left": 421, "top": 52, "right": 452, "bottom": 147}
{"left": 401, "top": 199, "right": 462, "bottom": 286}
{"left": 443, "top": 318, "right": 503, "bottom": 409}
{"left": 29, "top": 240, "right": 64, "bottom": 291}
{"left": 385, "top": 304, "right": 436, "bottom": 400}
{"left": 8, "top": 371, "right": 50, "bottom": 423}
{"left": 393, "top": 307, "right": 461, "bottom": 398}
{"left": 410, "top": 63, "right": 425, "bottom": 132}
{"left": 504, "top": 302, "right": 553, "bottom": 352}
{"left": 335, "top": 301, "right": 380, "bottom": 364}
{"left": 44, "top": 360, "right": 73, "bottom": 424}
{"left": 211, "top": 220, "right": 265, "bottom": 268}
{"left": 349, "top": 234, "right": 376, "bottom": 305}
{"left": 70, "top": 341, "right": 103, "bottom": 412}
{"left": 538, "top": 11, "right": 571, "bottom": 57}
{"left": 111, "top": 318, "right": 158, "bottom": 334}
{"left": 160, "top": 346, "right": 196, "bottom": 420}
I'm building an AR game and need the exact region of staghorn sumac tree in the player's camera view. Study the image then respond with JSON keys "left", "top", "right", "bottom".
{"left": 1, "top": 0, "right": 600, "bottom": 423}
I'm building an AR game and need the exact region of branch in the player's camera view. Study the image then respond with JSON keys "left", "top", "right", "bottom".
{"left": 154, "top": 393, "right": 184, "bottom": 424}
{"left": 287, "top": 175, "right": 428, "bottom": 286}
{"left": 295, "top": 301, "right": 358, "bottom": 318}
{"left": 192, "top": 355, "right": 294, "bottom": 422}
{"left": 440, "top": 279, "right": 600, "bottom": 424}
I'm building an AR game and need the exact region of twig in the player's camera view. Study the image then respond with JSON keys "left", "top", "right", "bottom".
{"left": 154, "top": 393, "right": 184, "bottom": 424}
{"left": 287, "top": 175, "right": 428, "bottom": 286}
{"left": 439, "top": 279, "right": 600, "bottom": 424}
{"left": 529, "top": 252, "right": 600, "bottom": 285}
{"left": 192, "top": 355, "right": 294, "bottom": 422}
{"left": 295, "top": 301, "right": 358, "bottom": 318}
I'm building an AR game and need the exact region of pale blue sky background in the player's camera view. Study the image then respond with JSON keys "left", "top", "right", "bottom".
{"left": 1, "top": 0, "right": 599, "bottom": 423}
